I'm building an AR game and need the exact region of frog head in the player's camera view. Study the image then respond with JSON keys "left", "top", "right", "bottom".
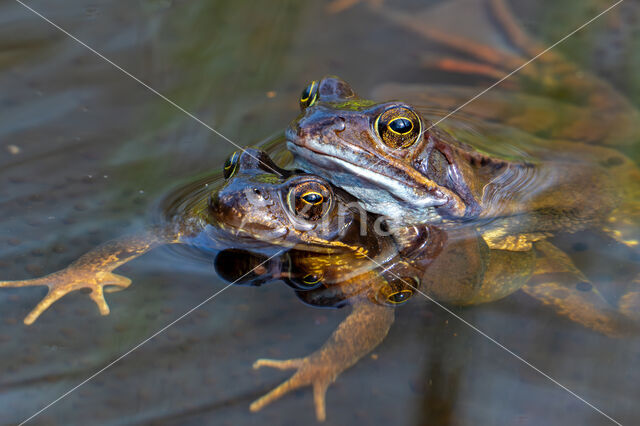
{"left": 286, "top": 76, "right": 481, "bottom": 224}
{"left": 208, "top": 148, "right": 382, "bottom": 253}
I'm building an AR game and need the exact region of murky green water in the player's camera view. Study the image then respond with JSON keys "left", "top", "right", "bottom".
{"left": 1, "top": 0, "right": 639, "bottom": 425}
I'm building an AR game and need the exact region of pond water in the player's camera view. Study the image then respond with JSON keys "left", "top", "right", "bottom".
{"left": 1, "top": 0, "right": 639, "bottom": 425}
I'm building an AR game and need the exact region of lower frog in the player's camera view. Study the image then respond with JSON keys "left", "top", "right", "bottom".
{"left": 2, "top": 149, "right": 638, "bottom": 422}
{"left": 0, "top": 148, "right": 378, "bottom": 324}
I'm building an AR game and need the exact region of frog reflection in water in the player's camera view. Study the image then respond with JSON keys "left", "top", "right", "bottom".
{"left": 288, "top": 0, "right": 640, "bottom": 258}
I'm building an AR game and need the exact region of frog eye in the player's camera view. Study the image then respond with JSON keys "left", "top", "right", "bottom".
{"left": 302, "top": 273, "right": 322, "bottom": 285}
{"left": 301, "top": 191, "right": 323, "bottom": 205}
{"left": 374, "top": 106, "right": 421, "bottom": 149}
{"left": 287, "top": 271, "right": 324, "bottom": 291}
{"left": 375, "top": 276, "right": 417, "bottom": 306}
{"left": 287, "top": 179, "right": 333, "bottom": 221}
{"left": 300, "top": 80, "right": 319, "bottom": 110}
{"left": 223, "top": 151, "right": 239, "bottom": 179}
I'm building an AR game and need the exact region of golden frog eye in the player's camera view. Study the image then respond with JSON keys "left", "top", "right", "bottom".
{"left": 375, "top": 106, "right": 421, "bottom": 149}
{"left": 287, "top": 272, "right": 324, "bottom": 290}
{"left": 223, "top": 151, "right": 239, "bottom": 179}
{"left": 302, "top": 273, "right": 322, "bottom": 285}
{"left": 386, "top": 289, "right": 414, "bottom": 304}
{"left": 300, "top": 80, "right": 318, "bottom": 110}
{"left": 301, "top": 191, "right": 323, "bottom": 205}
{"left": 287, "top": 179, "right": 333, "bottom": 221}
{"left": 375, "top": 276, "right": 417, "bottom": 306}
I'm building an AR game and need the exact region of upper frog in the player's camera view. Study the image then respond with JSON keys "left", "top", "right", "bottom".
{"left": 286, "top": 76, "right": 640, "bottom": 251}
{"left": 287, "top": 75, "right": 473, "bottom": 224}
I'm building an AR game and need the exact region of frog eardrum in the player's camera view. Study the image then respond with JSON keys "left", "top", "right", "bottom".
{"left": 287, "top": 179, "right": 333, "bottom": 221}
{"left": 374, "top": 106, "right": 422, "bottom": 149}
{"left": 300, "top": 80, "right": 319, "bottom": 109}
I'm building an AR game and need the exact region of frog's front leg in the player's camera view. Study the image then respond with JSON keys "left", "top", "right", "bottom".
{"left": 250, "top": 300, "right": 395, "bottom": 421}
{"left": 0, "top": 228, "right": 177, "bottom": 324}
{"left": 521, "top": 241, "right": 636, "bottom": 336}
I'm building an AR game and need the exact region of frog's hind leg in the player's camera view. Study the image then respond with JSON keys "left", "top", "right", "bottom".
{"left": 521, "top": 241, "right": 635, "bottom": 336}
{"left": 422, "top": 57, "right": 512, "bottom": 82}
{"left": 376, "top": 4, "right": 525, "bottom": 72}
{"left": 488, "top": 0, "right": 546, "bottom": 59}
{"left": 250, "top": 300, "right": 394, "bottom": 421}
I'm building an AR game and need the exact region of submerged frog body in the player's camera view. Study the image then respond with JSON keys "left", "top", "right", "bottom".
{"left": 1, "top": 149, "right": 639, "bottom": 422}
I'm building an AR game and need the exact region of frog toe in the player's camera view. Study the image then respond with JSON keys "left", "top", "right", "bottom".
{"left": 253, "top": 358, "right": 303, "bottom": 371}
{"left": 251, "top": 357, "right": 334, "bottom": 421}
{"left": 88, "top": 286, "right": 111, "bottom": 316}
{"left": 23, "top": 287, "right": 68, "bottom": 325}
{"left": 102, "top": 272, "right": 132, "bottom": 293}
{"left": 313, "top": 381, "right": 329, "bottom": 422}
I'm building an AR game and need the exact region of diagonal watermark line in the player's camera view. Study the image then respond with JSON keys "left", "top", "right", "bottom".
{"left": 13, "top": 0, "right": 284, "bottom": 176}
{"left": 424, "top": 0, "right": 624, "bottom": 132}
{"left": 11, "top": 0, "right": 625, "bottom": 424}
{"left": 360, "top": 250, "right": 622, "bottom": 425}
{"left": 18, "top": 249, "right": 285, "bottom": 425}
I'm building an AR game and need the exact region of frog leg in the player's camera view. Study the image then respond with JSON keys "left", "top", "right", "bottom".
{"left": 521, "top": 241, "right": 634, "bottom": 336}
{"left": 423, "top": 57, "right": 511, "bottom": 81}
{"left": 326, "top": 0, "right": 383, "bottom": 14}
{"left": 250, "top": 300, "right": 394, "bottom": 421}
{"left": 376, "top": 5, "right": 524, "bottom": 71}
{"left": 0, "top": 228, "right": 176, "bottom": 325}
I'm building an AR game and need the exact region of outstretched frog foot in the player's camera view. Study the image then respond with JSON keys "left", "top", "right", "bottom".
{"left": 0, "top": 269, "right": 131, "bottom": 325}
{"left": 250, "top": 357, "right": 337, "bottom": 422}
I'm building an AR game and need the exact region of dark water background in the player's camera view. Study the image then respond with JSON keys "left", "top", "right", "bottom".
{"left": 1, "top": 0, "right": 639, "bottom": 425}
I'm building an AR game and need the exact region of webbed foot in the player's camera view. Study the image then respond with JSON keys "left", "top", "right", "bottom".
{"left": 250, "top": 357, "right": 337, "bottom": 422}
{"left": 0, "top": 269, "right": 131, "bottom": 324}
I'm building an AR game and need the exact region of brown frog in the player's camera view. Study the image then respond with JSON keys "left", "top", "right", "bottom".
{"left": 287, "top": 74, "right": 640, "bottom": 251}
{"left": 0, "top": 148, "right": 379, "bottom": 324}
{"left": 1, "top": 149, "right": 638, "bottom": 422}
{"left": 286, "top": 0, "right": 640, "bottom": 254}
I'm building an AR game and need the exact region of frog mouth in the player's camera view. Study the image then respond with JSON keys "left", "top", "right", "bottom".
{"left": 212, "top": 215, "right": 357, "bottom": 253}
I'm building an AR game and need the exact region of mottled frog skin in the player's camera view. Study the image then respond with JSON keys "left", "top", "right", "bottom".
{"left": 1, "top": 149, "right": 638, "bottom": 422}
{"left": 286, "top": 0, "right": 640, "bottom": 255}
